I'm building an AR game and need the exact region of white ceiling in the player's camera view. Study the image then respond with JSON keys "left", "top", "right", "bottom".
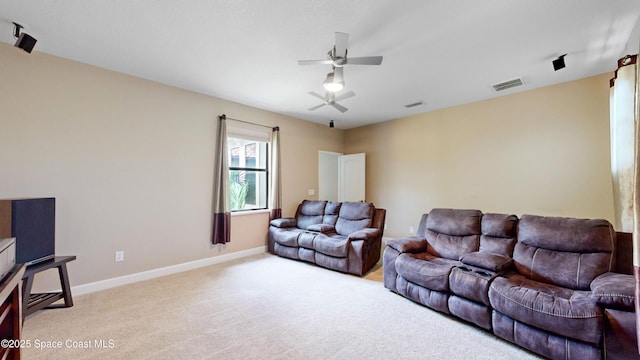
{"left": 2, "top": 1, "right": 639, "bottom": 129}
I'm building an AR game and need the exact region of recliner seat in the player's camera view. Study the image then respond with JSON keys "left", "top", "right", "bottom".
{"left": 268, "top": 200, "right": 386, "bottom": 276}
{"left": 383, "top": 209, "right": 637, "bottom": 360}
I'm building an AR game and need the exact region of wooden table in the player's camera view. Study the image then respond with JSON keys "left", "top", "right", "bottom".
{"left": 22, "top": 256, "right": 76, "bottom": 320}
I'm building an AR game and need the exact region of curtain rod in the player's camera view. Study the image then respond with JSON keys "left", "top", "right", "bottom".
{"left": 219, "top": 114, "right": 278, "bottom": 131}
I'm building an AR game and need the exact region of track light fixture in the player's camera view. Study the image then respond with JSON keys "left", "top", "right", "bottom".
{"left": 329, "top": 120, "right": 335, "bottom": 128}
{"left": 12, "top": 22, "right": 37, "bottom": 54}
{"left": 553, "top": 54, "right": 566, "bottom": 71}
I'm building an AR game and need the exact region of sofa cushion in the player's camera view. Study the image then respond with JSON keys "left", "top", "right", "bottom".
{"left": 590, "top": 272, "right": 635, "bottom": 311}
{"left": 514, "top": 242, "right": 612, "bottom": 291}
{"left": 323, "top": 202, "right": 341, "bottom": 225}
{"left": 313, "top": 234, "right": 349, "bottom": 257}
{"left": 424, "top": 209, "right": 481, "bottom": 260}
{"left": 348, "top": 228, "right": 380, "bottom": 241}
{"left": 395, "top": 252, "right": 458, "bottom": 292}
{"left": 269, "top": 217, "right": 297, "bottom": 228}
{"left": 296, "top": 200, "right": 327, "bottom": 229}
{"left": 335, "top": 202, "right": 374, "bottom": 236}
{"left": 298, "top": 232, "right": 317, "bottom": 249}
{"left": 514, "top": 215, "right": 615, "bottom": 290}
{"left": 459, "top": 252, "right": 513, "bottom": 273}
{"left": 306, "top": 224, "right": 335, "bottom": 233}
{"left": 449, "top": 266, "right": 495, "bottom": 306}
{"left": 489, "top": 273, "right": 603, "bottom": 344}
{"left": 479, "top": 213, "right": 517, "bottom": 257}
{"left": 270, "top": 228, "right": 303, "bottom": 247}
{"left": 386, "top": 237, "right": 428, "bottom": 254}
{"left": 518, "top": 214, "right": 614, "bottom": 252}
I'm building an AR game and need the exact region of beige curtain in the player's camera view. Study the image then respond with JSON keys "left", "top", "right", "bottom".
{"left": 612, "top": 55, "right": 637, "bottom": 232}
{"left": 624, "top": 53, "right": 640, "bottom": 352}
{"left": 212, "top": 115, "right": 231, "bottom": 244}
{"left": 270, "top": 127, "right": 282, "bottom": 220}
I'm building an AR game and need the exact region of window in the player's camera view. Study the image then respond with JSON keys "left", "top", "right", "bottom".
{"left": 228, "top": 129, "right": 269, "bottom": 212}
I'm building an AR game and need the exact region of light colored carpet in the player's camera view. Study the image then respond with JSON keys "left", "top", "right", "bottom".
{"left": 22, "top": 254, "right": 541, "bottom": 359}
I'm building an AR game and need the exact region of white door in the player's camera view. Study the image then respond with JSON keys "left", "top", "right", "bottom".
{"left": 318, "top": 151, "right": 341, "bottom": 201}
{"left": 339, "top": 153, "right": 366, "bottom": 202}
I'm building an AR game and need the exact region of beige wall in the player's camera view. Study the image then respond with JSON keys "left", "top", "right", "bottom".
{"left": 0, "top": 42, "right": 343, "bottom": 290}
{"left": 0, "top": 39, "right": 618, "bottom": 289}
{"left": 345, "top": 74, "right": 615, "bottom": 238}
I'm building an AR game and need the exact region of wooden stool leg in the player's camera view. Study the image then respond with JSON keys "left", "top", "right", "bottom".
{"left": 22, "top": 275, "right": 34, "bottom": 320}
{"left": 57, "top": 264, "right": 73, "bottom": 307}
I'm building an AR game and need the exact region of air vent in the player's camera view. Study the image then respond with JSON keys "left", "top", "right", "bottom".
{"left": 491, "top": 78, "right": 524, "bottom": 92}
{"left": 404, "top": 101, "right": 424, "bottom": 108}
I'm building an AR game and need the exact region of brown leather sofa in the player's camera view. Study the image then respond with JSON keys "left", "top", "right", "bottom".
{"left": 268, "top": 200, "right": 386, "bottom": 276}
{"left": 383, "top": 208, "right": 637, "bottom": 360}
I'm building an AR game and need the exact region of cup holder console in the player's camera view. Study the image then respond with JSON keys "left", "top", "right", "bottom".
{"left": 455, "top": 265, "right": 495, "bottom": 278}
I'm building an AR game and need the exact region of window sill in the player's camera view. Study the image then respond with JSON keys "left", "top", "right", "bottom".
{"left": 231, "top": 209, "right": 271, "bottom": 217}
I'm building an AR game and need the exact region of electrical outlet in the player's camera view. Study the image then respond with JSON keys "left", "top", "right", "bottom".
{"left": 308, "top": 189, "right": 315, "bottom": 196}
{"left": 115, "top": 250, "right": 124, "bottom": 262}
{"left": 409, "top": 226, "right": 415, "bottom": 234}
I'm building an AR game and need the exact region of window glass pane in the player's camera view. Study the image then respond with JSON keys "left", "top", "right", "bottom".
{"left": 227, "top": 138, "right": 267, "bottom": 170}
{"left": 230, "top": 147, "right": 240, "bottom": 167}
{"left": 227, "top": 136, "right": 268, "bottom": 211}
{"left": 229, "top": 170, "right": 267, "bottom": 211}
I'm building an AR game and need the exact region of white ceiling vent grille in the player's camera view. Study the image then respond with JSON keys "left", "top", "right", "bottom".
{"left": 491, "top": 78, "right": 524, "bottom": 92}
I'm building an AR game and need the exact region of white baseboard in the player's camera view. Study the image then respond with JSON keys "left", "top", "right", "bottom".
{"left": 72, "top": 246, "right": 267, "bottom": 296}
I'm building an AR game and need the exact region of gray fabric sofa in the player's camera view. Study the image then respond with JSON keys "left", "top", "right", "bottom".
{"left": 268, "top": 200, "right": 386, "bottom": 276}
{"left": 383, "top": 208, "right": 637, "bottom": 360}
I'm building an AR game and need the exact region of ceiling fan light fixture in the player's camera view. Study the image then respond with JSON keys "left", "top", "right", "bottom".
{"left": 323, "top": 72, "right": 344, "bottom": 92}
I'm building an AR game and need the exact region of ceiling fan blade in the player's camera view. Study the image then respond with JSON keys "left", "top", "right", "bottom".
{"left": 335, "top": 32, "right": 349, "bottom": 58}
{"left": 331, "top": 102, "right": 348, "bottom": 113}
{"left": 308, "top": 103, "right": 326, "bottom": 111}
{"left": 308, "top": 91, "right": 326, "bottom": 101}
{"left": 346, "top": 56, "right": 383, "bottom": 65}
{"left": 334, "top": 90, "right": 355, "bottom": 102}
{"left": 333, "top": 66, "right": 344, "bottom": 83}
{"left": 298, "top": 59, "right": 333, "bottom": 65}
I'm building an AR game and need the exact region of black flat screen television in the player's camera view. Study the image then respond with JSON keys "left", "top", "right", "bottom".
{"left": 0, "top": 198, "right": 55, "bottom": 265}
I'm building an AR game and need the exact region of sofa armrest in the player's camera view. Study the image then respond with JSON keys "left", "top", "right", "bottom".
{"left": 270, "top": 218, "right": 297, "bottom": 228}
{"left": 459, "top": 252, "right": 513, "bottom": 273}
{"left": 348, "top": 228, "right": 381, "bottom": 241}
{"left": 307, "top": 224, "right": 336, "bottom": 233}
{"left": 386, "top": 237, "right": 428, "bottom": 253}
{"left": 590, "top": 272, "right": 635, "bottom": 311}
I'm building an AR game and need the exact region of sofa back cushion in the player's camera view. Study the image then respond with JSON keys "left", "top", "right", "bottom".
{"left": 424, "top": 209, "right": 482, "bottom": 260}
{"left": 335, "top": 202, "right": 374, "bottom": 236}
{"left": 323, "top": 202, "right": 342, "bottom": 225}
{"left": 479, "top": 213, "right": 518, "bottom": 257}
{"left": 296, "top": 200, "right": 327, "bottom": 229}
{"left": 514, "top": 214, "right": 615, "bottom": 290}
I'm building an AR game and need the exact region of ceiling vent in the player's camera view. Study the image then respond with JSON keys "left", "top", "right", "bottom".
{"left": 491, "top": 78, "right": 524, "bottom": 92}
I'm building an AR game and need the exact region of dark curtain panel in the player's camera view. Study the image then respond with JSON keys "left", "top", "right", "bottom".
{"left": 212, "top": 115, "right": 231, "bottom": 244}
{"left": 270, "top": 126, "right": 282, "bottom": 220}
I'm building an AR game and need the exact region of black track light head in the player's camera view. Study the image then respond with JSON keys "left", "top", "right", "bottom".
{"left": 12, "top": 22, "right": 37, "bottom": 54}
{"left": 329, "top": 120, "right": 335, "bottom": 128}
{"left": 553, "top": 54, "right": 567, "bottom": 71}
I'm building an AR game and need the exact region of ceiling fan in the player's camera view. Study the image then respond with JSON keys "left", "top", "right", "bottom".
{"left": 299, "top": 32, "right": 383, "bottom": 92}
{"left": 308, "top": 90, "right": 355, "bottom": 113}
